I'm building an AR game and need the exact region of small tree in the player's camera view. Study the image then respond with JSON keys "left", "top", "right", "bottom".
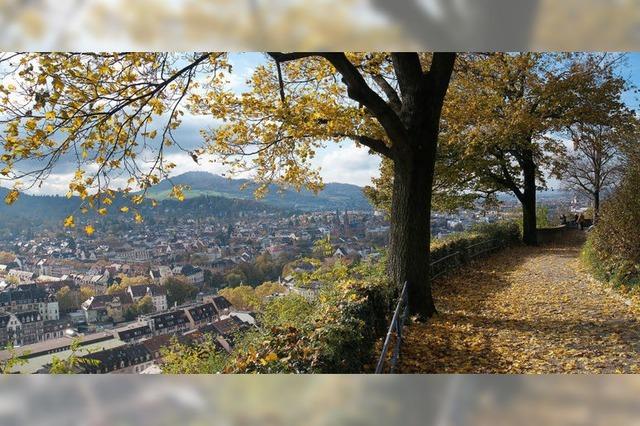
{"left": 218, "top": 285, "right": 261, "bottom": 311}
{"left": 312, "top": 238, "right": 333, "bottom": 259}
{"left": 49, "top": 338, "right": 100, "bottom": 374}
{"left": 562, "top": 119, "right": 636, "bottom": 220}
{"left": 0, "top": 343, "right": 28, "bottom": 374}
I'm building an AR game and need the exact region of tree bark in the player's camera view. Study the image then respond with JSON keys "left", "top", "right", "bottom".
{"left": 389, "top": 147, "right": 437, "bottom": 320}
{"left": 593, "top": 190, "right": 600, "bottom": 223}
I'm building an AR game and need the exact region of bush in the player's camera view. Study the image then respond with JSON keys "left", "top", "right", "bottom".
{"left": 583, "top": 167, "right": 640, "bottom": 287}
{"left": 160, "top": 336, "right": 228, "bottom": 374}
{"left": 261, "top": 294, "right": 315, "bottom": 329}
{"left": 225, "top": 258, "right": 394, "bottom": 373}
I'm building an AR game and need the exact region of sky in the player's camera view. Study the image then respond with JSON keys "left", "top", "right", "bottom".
{"left": 13, "top": 52, "right": 640, "bottom": 195}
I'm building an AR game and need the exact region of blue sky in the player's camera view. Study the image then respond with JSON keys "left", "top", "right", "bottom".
{"left": 28, "top": 52, "right": 640, "bottom": 194}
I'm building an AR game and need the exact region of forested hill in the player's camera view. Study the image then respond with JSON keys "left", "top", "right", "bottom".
{"left": 0, "top": 171, "right": 371, "bottom": 233}
{"left": 144, "top": 171, "right": 373, "bottom": 211}
{"left": 0, "top": 187, "right": 284, "bottom": 234}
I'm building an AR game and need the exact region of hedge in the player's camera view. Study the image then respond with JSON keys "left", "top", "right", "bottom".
{"left": 582, "top": 167, "right": 640, "bottom": 288}
{"left": 430, "top": 221, "right": 521, "bottom": 278}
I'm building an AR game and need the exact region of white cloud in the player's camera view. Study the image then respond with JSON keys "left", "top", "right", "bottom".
{"left": 314, "top": 143, "right": 381, "bottom": 186}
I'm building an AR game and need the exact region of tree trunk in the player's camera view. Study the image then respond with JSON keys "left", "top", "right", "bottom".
{"left": 593, "top": 190, "right": 600, "bottom": 223}
{"left": 388, "top": 149, "right": 436, "bottom": 320}
{"left": 521, "top": 193, "right": 537, "bottom": 245}
{"left": 385, "top": 52, "right": 455, "bottom": 321}
{"left": 520, "top": 150, "right": 538, "bottom": 245}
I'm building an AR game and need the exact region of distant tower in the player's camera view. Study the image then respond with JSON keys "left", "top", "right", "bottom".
{"left": 343, "top": 210, "right": 351, "bottom": 238}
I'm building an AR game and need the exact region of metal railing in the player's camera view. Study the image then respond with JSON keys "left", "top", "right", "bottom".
{"left": 467, "top": 239, "right": 498, "bottom": 258}
{"left": 431, "top": 251, "right": 461, "bottom": 279}
{"left": 375, "top": 238, "right": 503, "bottom": 373}
{"left": 375, "top": 280, "right": 408, "bottom": 374}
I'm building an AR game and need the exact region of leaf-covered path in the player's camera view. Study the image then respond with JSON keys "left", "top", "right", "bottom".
{"left": 400, "top": 230, "right": 640, "bottom": 373}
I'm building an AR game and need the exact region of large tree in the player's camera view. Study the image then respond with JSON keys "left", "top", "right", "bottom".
{"left": 444, "top": 53, "right": 628, "bottom": 244}
{"left": 0, "top": 52, "right": 455, "bottom": 319}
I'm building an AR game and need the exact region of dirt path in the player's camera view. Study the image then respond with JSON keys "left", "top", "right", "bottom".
{"left": 400, "top": 230, "right": 640, "bottom": 373}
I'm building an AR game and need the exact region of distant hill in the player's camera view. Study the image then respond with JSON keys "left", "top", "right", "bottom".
{"left": 0, "top": 187, "right": 78, "bottom": 221}
{"left": 144, "top": 171, "right": 372, "bottom": 211}
{"left": 0, "top": 186, "right": 284, "bottom": 235}
{"left": 0, "top": 170, "right": 371, "bottom": 233}
{"left": 496, "top": 189, "right": 574, "bottom": 203}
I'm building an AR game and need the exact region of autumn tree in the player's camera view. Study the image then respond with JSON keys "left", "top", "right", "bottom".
{"left": 219, "top": 285, "right": 261, "bottom": 311}
{"left": 79, "top": 286, "right": 96, "bottom": 303}
{"left": 55, "top": 286, "right": 77, "bottom": 312}
{"left": 0, "top": 53, "right": 228, "bottom": 220}
{"left": 0, "top": 251, "right": 16, "bottom": 264}
{"left": 124, "top": 294, "right": 154, "bottom": 320}
{"left": 108, "top": 274, "right": 150, "bottom": 294}
{"left": 56, "top": 285, "right": 95, "bottom": 311}
{"left": 312, "top": 237, "right": 334, "bottom": 259}
{"left": 445, "top": 53, "right": 629, "bottom": 244}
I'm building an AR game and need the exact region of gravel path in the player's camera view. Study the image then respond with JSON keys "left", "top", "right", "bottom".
{"left": 400, "top": 231, "right": 640, "bottom": 373}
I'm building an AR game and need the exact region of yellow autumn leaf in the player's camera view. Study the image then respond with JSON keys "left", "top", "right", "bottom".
{"left": 264, "top": 352, "right": 278, "bottom": 363}
{"left": 119, "top": 206, "right": 129, "bottom": 213}
{"left": 84, "top": 224, "right": 95, "bottom": 236}
{"left": 63, "top": 215, "right": 75, "bottom": 228}
{"left": 4, "top": 189, "right": 19, "bottom": 205}
{"left": 171, "top": 185, "right": 185, "bottom": 202}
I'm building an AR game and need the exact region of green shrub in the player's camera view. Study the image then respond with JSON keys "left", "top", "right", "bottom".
{"left": 226, "top": 258, "right": 394, "bottom": 373}
{"left": 584, "top": 167, "right": 640, "bottom": 287}
{"left": 261, "top": 294, "right": 315, "bottom": 329}
{"left": 536, "top": 205, "right": 552, "bottom": 227}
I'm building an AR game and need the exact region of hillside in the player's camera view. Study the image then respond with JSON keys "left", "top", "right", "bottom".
{"left": 0, "top": 187, "right": 284, "bottom": 236}
{"left": 144, "top": 171, "right": 372, "bottom": 211}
